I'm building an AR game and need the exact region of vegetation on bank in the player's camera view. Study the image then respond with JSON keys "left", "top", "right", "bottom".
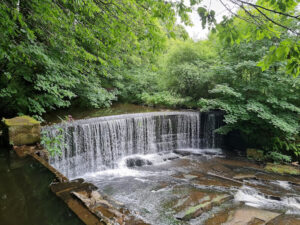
{"left": 0, "top": 0, "right": 299, "bottom": 162}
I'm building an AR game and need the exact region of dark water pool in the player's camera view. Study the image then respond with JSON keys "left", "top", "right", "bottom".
{"left": 0, "top": 147, "right": 84, "bottom": 225}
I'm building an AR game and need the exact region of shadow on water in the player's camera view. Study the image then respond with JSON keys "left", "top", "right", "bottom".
{"left": 0, "top": 147, "right": 84, "bottom": 225}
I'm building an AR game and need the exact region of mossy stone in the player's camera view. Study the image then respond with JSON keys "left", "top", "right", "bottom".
{"left": 247, "top": 148, "right": 264, "bottom": 161}
{"left": 264, "top": 163, "right": 300, "bottom": 175}
{"left": 2, "top": 116, "right": 40, "bottom": 146}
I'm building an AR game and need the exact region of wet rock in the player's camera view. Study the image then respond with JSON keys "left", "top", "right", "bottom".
{"left": 163, "top": 155, "right": 179, "bottom": 161}
{"left": 247, "top": 149, "right": 264, "bottom": 161}
{"left": 265, "top": 163, "right": 300, "bottom": 175}
{"left": 72, "top": 190, "right": 149, "bottom": 225}
{"left": 223, "top": 206, "right": 280, "bottom": 225}
{"left": 2, "top": 116, "right": 40, "bottom": 146}
{"left": 233, "top": 174, "right": 257, "bottom": 180}
{"left": 247, "top": 217, "right": 265, "bottom": 225}
{"left": 183, "top": 174, "right": 198, "bottom": 180}
{"left": 151, "top": 182, "right": 169, "bottom": 192}
{"left": 126, "top": 157, "right": 152, "bottom": 168}
{"left": 175, "top": 194, "right": 232, "bottom": 221}
{"left": 174, "top": 148, "right": 223, "bottom": 157}
{"left": 35, "top": 149, "right": 49, "bottom": 161}
{"left": 50, "top": 181, "right": 104, "bottom": 225}
{"left": 266, "top": 214, "right": 300, "bottom": 225}
{"left": 173, "top": 149, "right": 191, "bottom": 156}
{"left": 205, "top": 208, "right": 231, "bottom": 225}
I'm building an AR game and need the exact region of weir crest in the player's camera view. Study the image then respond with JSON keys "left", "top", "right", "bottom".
{"left": 42, "top": 111, "right": 223, "bottom": 178}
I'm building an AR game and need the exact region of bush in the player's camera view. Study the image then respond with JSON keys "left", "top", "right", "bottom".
{"left": 199, "top": 40, "right": 300, "bottom": 151}
{"left": 159, "top": 40, "right": 217, "bottom": 100}
{"left": 265, "top": 152, "right": 292, "bottom": 164}
{"left": 139, "top": 91, "right": 192, "bottom": 108}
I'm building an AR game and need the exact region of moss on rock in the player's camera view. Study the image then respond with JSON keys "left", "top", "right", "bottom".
{"left": 2, "top": 116, "right": 40, "bottom": 146}
{"left": 247, "top": 149, "right": 264, "bottom": 161}
{"left": 264, "top": 163, "right": 300, "bottom": 175}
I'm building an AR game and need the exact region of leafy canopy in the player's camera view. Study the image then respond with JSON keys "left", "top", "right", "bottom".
{"left": 0, "top": 0, "right": 199, "bottom": 118}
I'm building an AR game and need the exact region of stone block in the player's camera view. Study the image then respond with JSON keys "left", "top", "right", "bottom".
{"left": 2, "top": 116, "right": 40, "bottom": 146}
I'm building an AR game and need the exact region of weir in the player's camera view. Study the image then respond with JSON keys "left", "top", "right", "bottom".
{"left": 42, "top": 111, "right": 223, "bottom": 178}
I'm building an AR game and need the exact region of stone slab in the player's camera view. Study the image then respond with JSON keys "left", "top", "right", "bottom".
{"left": 2, "top": 116, "right": 40, "bottom": 146}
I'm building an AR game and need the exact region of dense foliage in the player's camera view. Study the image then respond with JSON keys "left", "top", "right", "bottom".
{"left": 0, "top": 0, "right": 195, "bottom": 119}
{"left": 199, "top": 40, "right": 300, "bottom": 155}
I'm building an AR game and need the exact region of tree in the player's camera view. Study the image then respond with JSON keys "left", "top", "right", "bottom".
{"left": 195, "top": 0, "right": 300, "bottom": 76}
{"left": 0, "top": 0, "right": 198, "bottom": 118}
{"left": 199, "top": 38, "right": 300, "bottom": 153}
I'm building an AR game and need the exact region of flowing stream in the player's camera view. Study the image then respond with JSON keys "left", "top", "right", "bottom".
{"left": 42, "top": 111, "right": 300, "bottom": 225}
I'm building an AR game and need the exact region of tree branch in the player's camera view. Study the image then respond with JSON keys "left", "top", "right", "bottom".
{"left": 236, "top": 0, "right": 300, "bottom": 20}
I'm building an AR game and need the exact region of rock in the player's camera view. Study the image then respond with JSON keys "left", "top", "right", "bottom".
{"left": 265, "top": 163, "right": 300, "bottom": 175}
{"left": 247, "top": 217, "right": 265, "bottom": 225}
{"left": 176, "top": 194, "right": 232, "bottom": 221}
{"left": 266, "top": 214, "right": 300, "bottom": 225}
{"left": 35, "top": 149, "right": 50, "bottom": 161}
{"left": 247, "top": 148, "right": 264, "bottom": 161}
{"left": 2, "top": 116, "right": 40, "bottom": 146}
{"left": 233, "top": 174, "right": 257, "bottom": 180}
{"left": 183, "top": 174, "right": 198, "bottom": 180}
{"left": 223, "top": 206, "right": 280, "bottom": 225}
{"left": 205, "top": 208, "right": 231, "bottom": 225}
{"left": 173, "top": 149, "right": 191, "bottom": 156}
{"left": 72, "top": 190, "right": 149, "bottom": 225}
{"left": 126, "top": 157, "right": 152, "bottom": 168}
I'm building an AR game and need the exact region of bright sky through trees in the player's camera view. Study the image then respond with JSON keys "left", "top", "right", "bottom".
{"left": 181, "top": 0, "right": 237, "bottom": 40}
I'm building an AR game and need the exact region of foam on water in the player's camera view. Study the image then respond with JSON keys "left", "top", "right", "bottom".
{"left": 235, "top": 185, "right": 300, "bottom": 214}
{"left": 270, "top": 180, "right": 292, "bottom": 190}
{"left": 79, "top": 153, "right": 177, "bottom": 179}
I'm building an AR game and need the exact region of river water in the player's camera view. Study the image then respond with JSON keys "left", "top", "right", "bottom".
{"left": 0, "top": 147, "right": 84, "bottom": 225}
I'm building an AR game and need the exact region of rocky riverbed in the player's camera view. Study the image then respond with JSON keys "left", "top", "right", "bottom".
{"left": 79, "top": 149, "right": 300, "bottom": 225}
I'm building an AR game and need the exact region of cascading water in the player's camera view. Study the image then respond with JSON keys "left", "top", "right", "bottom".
{"left": 42, "top": 111, "right": 223, "bottom": 178}
{"left": 42, "top": 111, "right": 300, "bottom": 224}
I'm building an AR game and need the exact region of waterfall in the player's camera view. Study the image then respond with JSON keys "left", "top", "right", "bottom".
{"left": 42, "top": 111, "right": 223, "bottom": 178}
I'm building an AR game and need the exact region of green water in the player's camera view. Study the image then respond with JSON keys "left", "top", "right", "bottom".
{"left": 0, "top": 147, "right": 84, "bottom": 225}
{"left": 43, "top": 103, "right": 168, "bottom": 124}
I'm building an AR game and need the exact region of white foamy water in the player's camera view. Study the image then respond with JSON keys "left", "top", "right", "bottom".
{"left": 270, "top": 180, "right": 292, "bottom": 190}
{"left": 235, "top": 185, "right": 300, "bottom": 214}
{"left": 79, "top": 153, "right": 177, "bottom": 179}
